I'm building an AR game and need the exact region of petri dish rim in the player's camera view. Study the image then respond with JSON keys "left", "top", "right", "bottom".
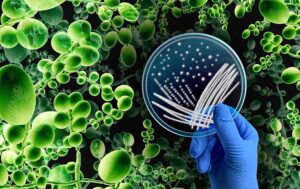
{"left": 142, "top": 33, "right": 247, "bottom": 137}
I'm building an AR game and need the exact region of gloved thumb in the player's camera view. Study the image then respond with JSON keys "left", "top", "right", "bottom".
{"left": 213, "top": 103, "right": 242, "bottom": 149}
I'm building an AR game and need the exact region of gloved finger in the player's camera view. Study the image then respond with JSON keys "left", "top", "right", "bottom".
{"left": 189, "top": 135, "right": 209, "bottom": 158}
{"left": 213, "top": 103, "right": 242, "bottom": 149}
{"left": 227, "top": 106, "right": 259, "bottom": 142}
{"left": 196, "top": 136, "right": 216, "bottom": 173}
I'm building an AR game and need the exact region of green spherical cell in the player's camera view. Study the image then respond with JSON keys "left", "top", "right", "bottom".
{"left": 98, "top": 150, "right": 132, "bottom": 183}
{"left": 252, "top": 64, "right": 262, "bottom": 73}
{"left": 171, "top": 7, "right": 182, "bottom": 18}
{"left": 104, "top": 0, "right": 120, "bottom": 8}
{"left": 54, "top": 93, "right": 70, "bottom": 112}
{"left": 112, "top": 15, "right": 124, "bottom": 28}
{"left": 54, "top": 112, "right": 70, "bottom": 129}
{"left": 282, "top": 25, "right": 296, "bottom": 40}
{"left": 51, "top": 32, "right": 72, "bottom": 54}
{"left": 71, "top": 117, "right": 87, "bottom": 132}
{"left": 24, "top": 0, "right": 65, "bottom": 11}
{"left": 90, "top": 139, "right": 105, "bottom": 158}
{"left": 0, "top": 26, "right": 18, "bottom": 49}
{"left": 98, "top": 5, "right": 113, "bottom": 21}
{"left": 234, "top": 5, "right": 245, "bottom": 18}
{"left": 100, "top": 73, "right": 114, "bottom": 86}
{"left": 29, "top": 124, "right": 55, "bottom": 148}
{"left": 2, "top": 0, "right": 31, "bottom": 19}
{"left": 89, "top": 84, "right": 101, "bottom": 96}
{"left": 56, "top": 73, "right": 70, "bottom": 84}
{"left": 36, "top": 176, "right": 47, "bottom": 188}
{"left": 0, "top": 164, "right": 8, "bottom": 185}
{"left": 102, "top": 85, "right": 113, "bottom": 95}
{"left": 117, "top": 96, "right": 133, "bottom": 111}
{"left": 24, "top": 145, "right": 42, "bottom": 162}
{"left": 123, "top": 133, "right": 134, "bottom": 146}
{"left": 12, "top": 170, "right": 26, "bottom": 186}
{"left": 73, "top": 45, "right": 100, "bottom": 66}
{"left": 242, "top": 29, "right": 250, "bottom": 39}
{"left": 48, "top": 165, "right": 72, "bottom": 183}
{"left": 39, "top": 5, "right": 63, "bottom": 25}
{"left": 17, "top": 18, "right": 48, "bottom": 50}
{"left": 118, "top": 28, "right": 132, "bottom": 45}
{"left": 281, "top": 67, "right": 300, "bottom": 84}
{"left": 118, "top": 183, "right": 134, "bottom": 189}
{"left": 114, "top": 85, "right": 134, "bottom": 100}
{"left": 120, "top": 44, "right": 136, "bottom": 67}
{"left": 72, "top": 100, "right": 91, "bottom": 118}
{"left": 139, "top": 20, "right": 156, "bottom": 41}
{"left": 51, "top": 61, "right": 64, "bottom": 74}
{"left": 188, "top": 0, "right": 207, "bottom": 8}
{"left": 0, "top": 65, "right": 35, "bottom": 125}
{"left": 69, "top": 92, "right": 83, "bottom": 108}
{"left": 68, "top": 20, "right": 91, "bottom": 42}
{"left": 4, "top": 44, "right": 29, "bottom": 63}
{"left": 293, "top": 126, "right": 300, "bottom": 140}
{"left": 102, "top": 102, "right": 113, "bottom": 114}
{"left": 104, "top": 31, "right": 118, "bottom": 48}
{"left": 65, "top": 55, "right": 81, "bottom": 73}
{"left": 80, "top": 32, "right": 103, "bottom": 49}
{"left": 270, "top": 118, "right": 282, "bottom": 132}
{"left": 118, "top": 3, "right": 139, "bottom": 22}
{"left": 86, "top": 2, "right": 96, "bottom": 14}
{"left": 4, "top": 124, "right": 25, "bottom": 145}
{"left": 103, "top": 115, "right": 113, "bottom": 126}
{"left": 286, "top": 101, "right": 296, "bottom": 110}
{"left": 66, "top": 162, "right": 76, "bottom": 173}
{"left": 68, "top": 132, "right": 82, "bottom": 147}
{"left": 259, "top": 0, "right": 289, "bottom": 24}
{"left": 142, "top": 143, "right": 160, "bottom": 159}
{"left": 100, "top": 21, "right": 112, "bottom": 31}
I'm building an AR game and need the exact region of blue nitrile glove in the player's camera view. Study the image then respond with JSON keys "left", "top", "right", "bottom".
{"left": 189, "top": 103, "right": 259, "bottom": 189}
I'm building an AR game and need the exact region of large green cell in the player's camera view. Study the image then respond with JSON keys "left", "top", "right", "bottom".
{"left": 281, "top": 67, "right": 300, "bottom": 84}
{"left": 24, "top": 0, "right": 66, "bottom": 11}
{"left": 142, "top": 143, "right": 160, "bottom": 159}
{"left": 0, "top": 65, "right": 35, "bottom": 125}
{"left": 29, "top": 124, "right": 55, "bottom": 148}
{"left": 120, "top": 44, "right": 137, "bottom": 67}
{"left": 73, "top": 46, "right": 100, "bottom": 66}
{"left": 114, "top": 85, "right": 134, "bottom": 100}
{"left": 118, "top": 3, "right": 139, "bottom": 23}
{"left": 2, "top": 0, "right": 31, "bottom": 19}
{"left": 259, "top": 0, "right": 289, "bottom": 24}
{"left": 39, "top": 5, "right": 64, "bottom": 25}
{"left": 139, "top": 20, "right": 156, "bottom": 41}
{"left": 17, "top": 18, "right": 49, "bottom": 50}
{"left": 68, "top": 20, "right": 91, "bottom": 42}
{"left": 3, "top": 124, "right": 26, "bottom": 145}
{"left": 0, "top": 26, "right": 18, "bottom": 49}
{"left": 98, "top": 150, "right": 132, "bottom": 183}
{"left": 188, "top": 0, "right": 207, "bottom": 8}
{"left": 51, "top": 32, "right": 72, "bottom": 54}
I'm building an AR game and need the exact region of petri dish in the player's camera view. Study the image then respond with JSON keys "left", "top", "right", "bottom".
{"left": 142, "top": 33, "right": 247, "bottom": 137}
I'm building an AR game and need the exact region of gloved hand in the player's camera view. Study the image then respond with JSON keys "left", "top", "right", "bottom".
{"left": 189, "top": 103, "right": 259, "bottom": 189}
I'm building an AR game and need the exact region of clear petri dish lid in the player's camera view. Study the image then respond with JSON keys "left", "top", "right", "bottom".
{"left": 142, "top": 33, "right": 247, "bottom": 137}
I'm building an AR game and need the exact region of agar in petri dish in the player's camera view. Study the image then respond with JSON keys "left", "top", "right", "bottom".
{"left": 142, "top": 33, "right": 247, "bottom": 137}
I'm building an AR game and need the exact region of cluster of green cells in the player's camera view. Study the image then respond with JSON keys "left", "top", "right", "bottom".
{"left": 0, "top": 0, "right": 300, "bottom": 188}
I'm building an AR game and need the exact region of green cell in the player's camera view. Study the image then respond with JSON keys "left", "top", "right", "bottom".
{"left": 100, "top": 73, "right": 114, "bottom": 86}
{"left": 281, "top": 67, "right": 300, "bottom": 84}
{"left": 39, "top": 5, "right": 63, "bottom": 25}
{"left": 112, "top": 15, "right": 124, "bottom": 28}
{"left": 65, "top": 55, "right": 82, "bottom": 73}
{"left": 72, "top": 100, "right": 91, "bottom": 118}
{"left": 104, "top": 0, "right": 120, "bottom": 8}
{"left": 282, "top": 25, "right": 296, "bottom": 40}
{"left": 117, "top": 96, "right": 133, "bottom": 111}
{"left": 4, "top": 124, "right": 25, "bottom": 145}
{"left": 80, "top": 32, "right": 103, "bottom": 49}
{"left": 172, "top": 7, "right": 182, "bottom": 18}
{"left": 234, "top": 5, "right": 246, "bottom": 18}
{"left": 51, "top": 61, "right": 64, "bottom": 74}
{"left": 118, "top": 183, "right": 134, "bottom": 189}
{"left": 143, "top": 143, "right": 160, "bottom": 159}
{"left": 2, "top": 0, "right": 31, "bottom": 19}
{"left": 100, "top": 21, "right": 112, "bottom": 31}
{"left": 104, "top": 31, "right": 118, "bottom": 48}
{"left": 259, "top": 0, "right": 289, "bottom": 24}
{"left": 188, "top": 0, "right": 207, "bottom": 8}
{"left": 0, "top": 164, "right": 8, "bottom": 185}
{"left": 102, "top": 102, "right": 113, "bottom": 114}
{"left": 24, "top": 145, "right": 42, "bottom": 162}
{"left": 51, "top": 32, "right": 72, "bottom": 54}
{"left": 24, "top": 0, "right": 65, "bottom": 11}
{"left": 0, "top": 65, "right": 36, "bottom": 125}
{"left": 139, "top": 20, "right": 156, "bottom": 41}
{"left": 66, "top": 162, "right": 76, "bottom": 173}
{"left": 90, "top": 139, "right": 105, "bottom": 158}
{"left": 17, "top": 18, "right": 49, "bottom": 50}
{"left": 286, "top": 101, "right": 296, "bottom": 110}
{"left": 73, "top": 45, "right": 100, "bottom": 66}
{"left": 54, "top": 112, "right": 70, "bottom": 129}
{"left": 68, "top": 20, "right": 91, "bottom": 42}
{"left": 98, "top": 150, "right": 132, "bottom": 183}
{"left": 12, "top": 170, "right": 26, "bottom": 186}
{"left": 68, "top": 132, "right": 83, "bottom": 147}
{"left": 114, "top": 85, "right": 134, "bottom": 100}
{"left": 36, "top": 176, "right": 47, "bottom": 188}
{"left": 293, "top": 126, "right": 300, "bottom": 140}
{"left": 48, "top": 165, "right": 72, "bottom": 183}
{"left": 102, "top": 85, "right": 113, "bottom": 95}
{"left": 54, "top": 93, "right": 70, "bottom": 112}
{"left": 86, "top": 2, "right": 96, "bottom": 14}
{"left": 118, "top": 28, "right": 132, "bottom": 45}
{"left": 0, "top": 26, "right": 18, "bottom": 49}
{"left": 71, "top": 117, "right": 87, "bottom": 132}
{"left": 120, "top": 44, "right": 137, "bottom": 67}
{"left": 98, "top": 5, "right": 113, "bottom": 21}
{"left": 103, "top": 115, "right": 113, "bottom": 126}
{"left": 56, "top": 73, "right": 70, "bottom": 84}
{"left": 270, "top": 118, "right": 282, "bottom": 132}
{"left": 123, "top": 133, "right": 134, "bottom": 146}
{"left": 118, "top": 2, "right": 139, "bottom": 23}
{"left": 29, "top": 124, "right": 55, "bottom": 148}
{"left": 89, "top": 84, "right": 101, "bottom": 96}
